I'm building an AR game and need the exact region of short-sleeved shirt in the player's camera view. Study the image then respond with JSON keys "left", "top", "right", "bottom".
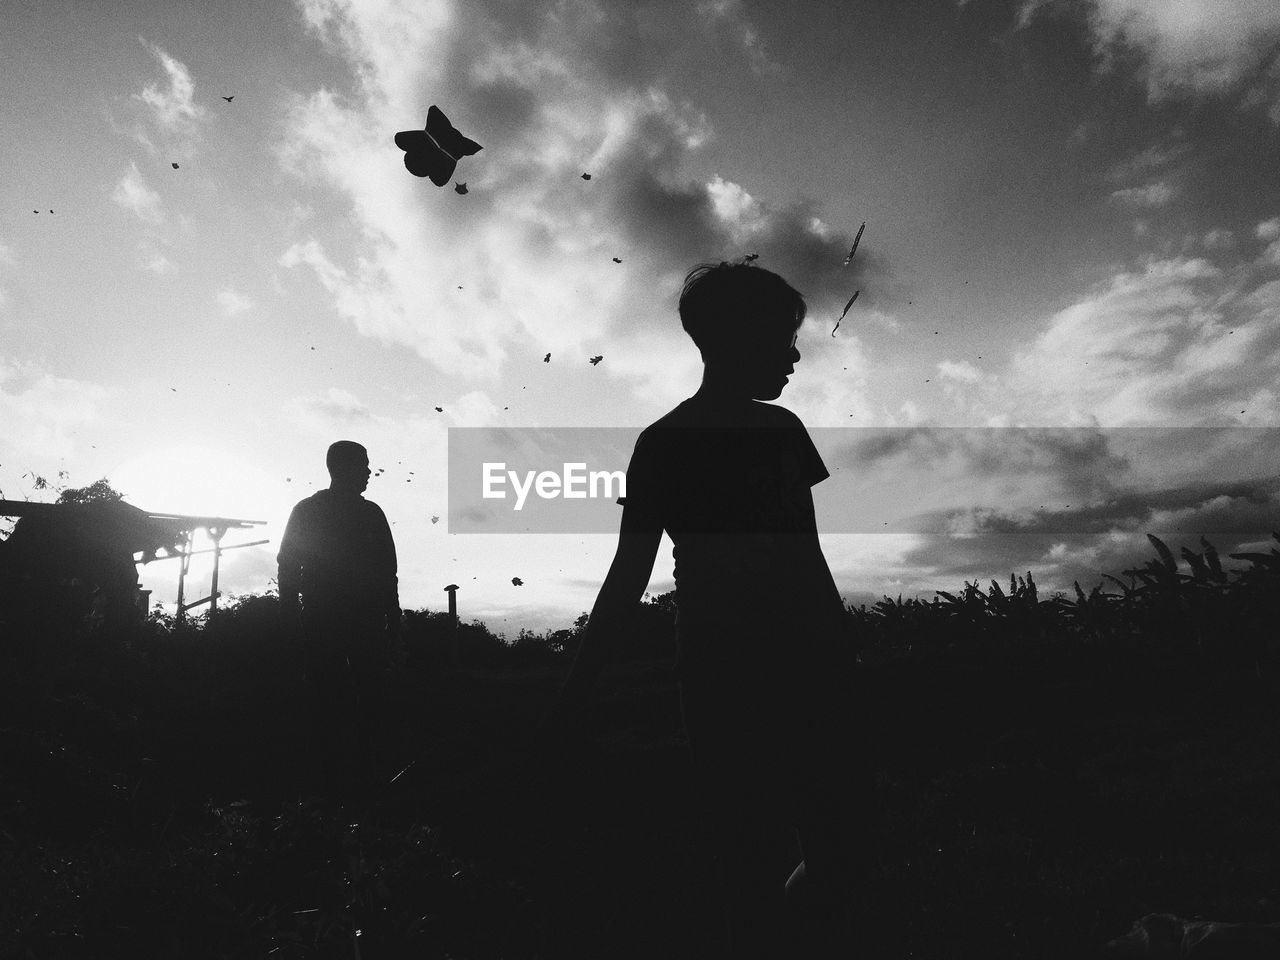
{"left": 620, "top": 393, "right": 845, "bottom": 658}
{"left": 277, "top": 489, "right": 399, "bottom": 619}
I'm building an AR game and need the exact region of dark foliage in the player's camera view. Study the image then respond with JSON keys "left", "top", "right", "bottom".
{"left": 3, "top": 536, "right": 1280, "bottom": 958}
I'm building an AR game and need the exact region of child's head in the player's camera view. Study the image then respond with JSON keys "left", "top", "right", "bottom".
{"left": 679, "top": 261, "right": 805, "bottom": 398}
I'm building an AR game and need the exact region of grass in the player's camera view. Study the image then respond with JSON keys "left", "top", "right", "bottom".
{"left": 4, "top": 536, "right": 1280, "bottom": 958}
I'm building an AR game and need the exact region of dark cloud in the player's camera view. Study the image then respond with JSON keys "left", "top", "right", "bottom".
{"left": 832, "top": 427, "right": 1130, "bottom": 500}
{"left": 899, "top": 474, "right": 1280, "bottom": 537}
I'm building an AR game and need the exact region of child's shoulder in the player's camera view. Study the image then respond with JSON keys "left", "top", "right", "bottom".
{"left": 642, "top": 396, "right": 805, "bottom": 434}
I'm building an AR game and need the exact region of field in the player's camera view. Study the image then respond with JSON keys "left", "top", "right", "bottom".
{"left": 4, "top": 534, "right": 1280, "bottom": 959}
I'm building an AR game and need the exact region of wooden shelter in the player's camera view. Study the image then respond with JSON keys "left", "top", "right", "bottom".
{"left": 0, "top": 498, "right": 266, "bottom": 626}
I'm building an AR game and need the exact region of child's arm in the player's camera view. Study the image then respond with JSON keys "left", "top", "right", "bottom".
{"left": 557, "top": 503, "right": 662, "bottom": 709}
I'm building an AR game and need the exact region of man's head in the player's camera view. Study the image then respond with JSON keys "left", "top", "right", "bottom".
{"left": 326, "top": 440, "right": 370, "bottom": 495}
{"left": 679, "top": 261, "right": 805, "bottom": 400}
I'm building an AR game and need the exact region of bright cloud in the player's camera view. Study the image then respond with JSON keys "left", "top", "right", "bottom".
{"left": 1023, "top": 0, "right": 1280, "bottom": 118}
{"left": 134, "top": 40, "right": 206, "bottom": 136}
{"left": 1006, "top": 251, "right": 1280, "bottom": 425}
{"left": 276, "top": 0, "right": 870, "bottom": 401}
{"left": 1109, "top": 181, "right": 1176, "bottom": 207}
{"left": 0, "top": 358, "right": 110, "bottom": 460}
{"left": 937, "top": 359, "right": 982, "bottom": 384}
{"left": 1255, "top": 216, "right": 1280, "bottom": 241}
{"left": 216, "top": 288, "right": 253, "bottom": 316}
{"left": 111, "top": 162, "right": 164, "bottom": 223}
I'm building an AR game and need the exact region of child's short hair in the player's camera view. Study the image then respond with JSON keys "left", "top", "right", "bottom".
{"left": 678, "top": 261, "right": 806, "bottom": 358}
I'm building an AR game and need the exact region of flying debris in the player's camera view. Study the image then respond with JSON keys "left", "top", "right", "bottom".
{"left": 171, "top": 162, "right": 179, "bottom": 169}
{"left": 454, "top": 182, "right": 468, "bottom": 195}
{"left": 431, "top": 515, "right": 439, "bottom": 524}
{"left": 612, "top": 257, "right": 622, "bottom": 263}
{"left": 831, "top": 289, "right": 859, "bottom": 337}
{"left": 544, "top": 353, "right": 551, "bottom": 363}
{"left": 221, "top": 95, "right": 234, "bottom": 102}
{"left": 589, "top": 355, "right": 603, "bottom": 365}
{"left": 511, "top": 577, "right": 523, "bottom": 586}
{"left": 843, "top": 221, "right": 866, "bottom": 266}
{"left": 286, "top": 477, "right": 292, "bottom": 482}
{"left": 581, "top": 172, "right": 592, "bottom": 180}
{"left": 832, "top": 221, "right": 866, "bottom": 336}
{"left": 395, "top": 105, "right": 483, "bottom": 186}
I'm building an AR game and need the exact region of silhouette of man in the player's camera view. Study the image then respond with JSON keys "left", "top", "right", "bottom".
{"left": 555, "top": 262, "right": 863, "bottom": 957}
{"left": 278, "top": 440, "right": 400, "bottom": 789}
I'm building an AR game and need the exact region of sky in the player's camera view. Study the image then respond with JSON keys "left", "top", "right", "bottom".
{"left": 3, "top": 0, "right": 1280, "bottom": 634}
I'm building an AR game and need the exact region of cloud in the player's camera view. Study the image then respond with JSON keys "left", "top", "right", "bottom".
{"left": 1109, "top": 180, "right": 1176, "bottom": 207}
{"left": 275, "top": 0, "right": 875, "bottom": 403}
{"left": 111, "top": 162, "right": 164, "bottom": 224}
{"left": 1106, "top": 142, "right": 1191, "bottom": 182}
{"left": 1021, "top": 0, "right": 1280, "bottom": 119}
{"left": 134, "top": 40, "right": 206, "bottom": 137}
{"left": 1199, "top": 228, "right": 1235, "bottom": 250}
{"left": 1004, "top": 253, "right": 1280, "bottom": 425}
{"left": 0, "top": 357, "right": 110, "bottom": 461}
{"left": 696, "top": 0, "right": 781, "bottom": 75}
{"left": 216, "top": 288, "right": 253, "bottom": 316}
{"left": 293, "top": 386, "right": 374, "bottom": 424}
{"left": 937, "top": 359, "right": 982, "bottom": 384}
{"left": 1255, "top": 216, "right": 1280, "bottom": 241}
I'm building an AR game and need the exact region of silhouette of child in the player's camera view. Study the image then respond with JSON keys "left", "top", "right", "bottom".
{"left": 557, "top": 262, "right": 863, "bottom": 957}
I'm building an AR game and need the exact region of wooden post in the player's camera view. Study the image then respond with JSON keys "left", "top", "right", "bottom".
{"left": 175, "top": 530, "right": 191, "bottom": 624}
{"left": 208, "top": 525, "right": 226, "bottom": 614}
{"left": 444, "top": 584, "right": 459, "bottom": 665}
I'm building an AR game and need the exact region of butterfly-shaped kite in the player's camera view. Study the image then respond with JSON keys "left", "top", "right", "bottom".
{"left": 395, "top": 105, "right": 483, "bottom": 186}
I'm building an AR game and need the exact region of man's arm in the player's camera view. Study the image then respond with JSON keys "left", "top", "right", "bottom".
{"left": 558, "top": 503, "right": 662, "bottom": 707}
{"left": 371, "top": 503, "right": 400, "bottom": 621}
{"left": 276, "top": 502, "right": 306, "bottom": 621}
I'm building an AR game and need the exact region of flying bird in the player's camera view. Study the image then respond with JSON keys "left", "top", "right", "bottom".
{"left": 511, "top": 577, "right": 523, "bottom": 586}
{"left": 395, "top": 105, "right": 483, "bottom": 186}
{"left": 581, "top": 172, "right": 592, "bottom": 180}
{"left": 221, "top": 95, "right": 234, "bottom": 102}
{"left": 589, "top": 355, "right": 603, "bottom": 365}
{"left": 843, "top": 221, "right": 865, "bottom": 266}
{"left": 431, "top": 515, "right": 439, "bottom": 524}
{"left": 454, "top": 182, "right": 468, "bottom": 194}
{"left": 743, "top": 253, "right": 759, "bottom": 263}
{"left": 831, "top": 289, "right": 859, "bottom": 337}
{"left": 171, "top": 162, "right": 179, "bottom": 169}
{"left": 612, "top": 257, "right": 622, "bottom": 263}
{"left": 434, "top": 406, "right": 443, "bottom": 412}
{"left": 544, "top": 353, "right": 551, "bottom": 362}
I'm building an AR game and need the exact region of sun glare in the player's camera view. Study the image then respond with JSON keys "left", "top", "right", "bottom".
{"left": 106, "top": 444, "right": 283, "bottom": 521}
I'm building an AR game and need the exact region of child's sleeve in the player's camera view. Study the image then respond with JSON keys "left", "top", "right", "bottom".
{"left": 616, "top": 428, "right": 665, "bottom": 519}
{"left": 789, "top": 415, "right": 830, "bottom": 488}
